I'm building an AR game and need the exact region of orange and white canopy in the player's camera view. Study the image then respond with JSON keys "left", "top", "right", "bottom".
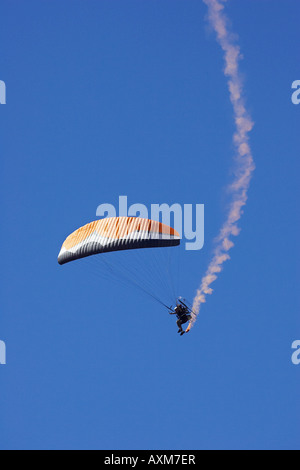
{"left": 58, "top": 217, "right": 180, "bottom": 265}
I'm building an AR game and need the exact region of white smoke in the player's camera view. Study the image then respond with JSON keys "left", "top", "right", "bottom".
{"left": 190, "top": 0, "right": 255, "bottom": 328}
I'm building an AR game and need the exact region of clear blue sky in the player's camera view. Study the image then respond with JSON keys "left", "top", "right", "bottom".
{"left": 1, "top": 0, "right": 299, "bottom": 450}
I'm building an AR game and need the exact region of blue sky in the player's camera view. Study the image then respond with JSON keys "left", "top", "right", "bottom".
{"left": 1, "top": 0, "right": 299, "bottom": 450}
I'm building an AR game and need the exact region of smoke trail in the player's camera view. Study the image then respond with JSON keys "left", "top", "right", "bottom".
{"left": 190, "top": 0, "right": 255, "bottom": 328}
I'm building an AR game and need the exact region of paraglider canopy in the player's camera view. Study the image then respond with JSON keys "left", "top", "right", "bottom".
{"left": 58, "top": 216, "right": 180, "bottom": 265}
